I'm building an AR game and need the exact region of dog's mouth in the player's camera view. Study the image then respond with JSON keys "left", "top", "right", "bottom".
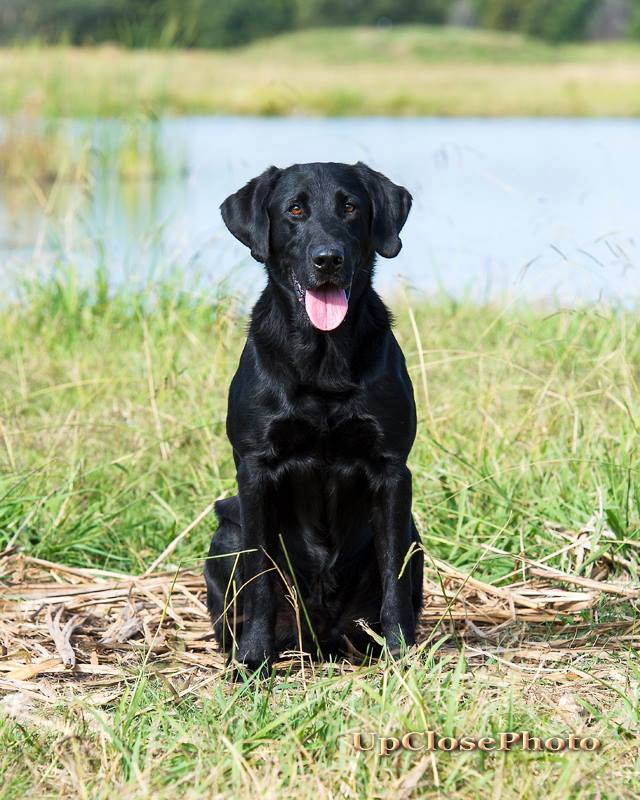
{"left": 291, "top": 273, "right": 350, "bottom": 332}
{"left": 305, "top": 285, "right": 349, "bottom": 331}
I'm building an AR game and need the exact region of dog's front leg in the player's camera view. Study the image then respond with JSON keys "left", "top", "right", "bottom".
{"left": 372, "top": 464, "right": 416, "bottom": 654}
{"left": 234, "top": 460, "right": 276, "bottom": 675}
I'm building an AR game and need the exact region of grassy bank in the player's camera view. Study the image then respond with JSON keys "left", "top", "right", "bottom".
{"left": 0, "top": 270, "right": 639, "bottom": 797}
{"left": 3, "top": 26, "right": 640, "bottom": 117}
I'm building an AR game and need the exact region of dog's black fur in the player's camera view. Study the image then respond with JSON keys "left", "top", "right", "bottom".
{"left": 205, "top": 161, "right": 423, "bottom": 672}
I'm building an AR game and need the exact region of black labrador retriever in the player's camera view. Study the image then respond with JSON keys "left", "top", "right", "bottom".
{"left": 205, "top": 161, "right": 423, "bottom": 673}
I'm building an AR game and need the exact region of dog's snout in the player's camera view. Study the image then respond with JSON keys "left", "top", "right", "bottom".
{"left": 311, "top": 246, "right": 344, "bottom": 272}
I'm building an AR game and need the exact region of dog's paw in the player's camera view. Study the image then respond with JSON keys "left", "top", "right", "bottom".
{"left": 227, "top": 659, "right": 273, "bottom": 682}
{"left": 228, "top": 638, "right": 275, "bottom": 680}
{"left": 382, "top": 625, "right": 416, "bottom": 660}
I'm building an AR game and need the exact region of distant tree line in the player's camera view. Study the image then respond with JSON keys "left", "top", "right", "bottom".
{"left": 474, "top": 0, "right": 640, "bottom": 41}
{"left": 2, "top": 0, "right": 640, "bottom": 47}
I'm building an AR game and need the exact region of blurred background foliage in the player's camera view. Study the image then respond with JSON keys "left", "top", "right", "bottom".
{"left": 2, "top": 0, "right": 640, "bottom": 47}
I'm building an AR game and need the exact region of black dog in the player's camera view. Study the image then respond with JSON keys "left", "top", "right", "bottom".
{"left": 205, "top": 161, "right": 423, "bottom": 673}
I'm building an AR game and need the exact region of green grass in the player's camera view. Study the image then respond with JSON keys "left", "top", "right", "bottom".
{"left": 1, "top": 268, "right": 639, "bottom": 797}
{"left": 2, "top": 26, "right": 640, "bottom": 117}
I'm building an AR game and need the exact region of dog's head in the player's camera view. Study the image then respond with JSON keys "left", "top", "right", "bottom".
{"left": 221, "top": 162, "right": 411, "bottom": 331}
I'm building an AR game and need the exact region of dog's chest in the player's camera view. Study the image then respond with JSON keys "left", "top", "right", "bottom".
{"left": 264, "top": 407, "right": 384, "bottom": 466}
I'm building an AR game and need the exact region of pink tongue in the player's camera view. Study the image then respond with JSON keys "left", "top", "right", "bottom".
{"left": 304, "top": 286, "right": 348, "bottom": 331}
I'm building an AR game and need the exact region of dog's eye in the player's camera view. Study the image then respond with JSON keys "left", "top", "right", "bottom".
{"left": 288, "top": 204, "right": 304, "bottom": 217}
{"left": 344, "top": 202, "right": 356, "bottom": 215}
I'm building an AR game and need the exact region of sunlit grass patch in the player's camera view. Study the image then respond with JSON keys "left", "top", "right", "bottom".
{"left": 2, "top": 28, "right": 640, "bottom": 117}
{"left": 0, "top": 267, "right": 639, "bottom": 797}
{"left": 1, "top": 267, "right": 639, "bottom": 573}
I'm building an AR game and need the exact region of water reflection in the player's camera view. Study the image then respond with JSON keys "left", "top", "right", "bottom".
{"left": 1, "top": 117, "right": 638, "bottom": 305}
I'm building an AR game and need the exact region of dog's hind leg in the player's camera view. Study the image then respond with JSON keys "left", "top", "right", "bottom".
{"left": 204, "top": 496, "right": 245, "bottom": 655}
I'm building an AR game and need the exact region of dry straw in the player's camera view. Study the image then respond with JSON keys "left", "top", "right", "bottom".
{"left": 1, "top": 532, "right": 638, "bottom": 704}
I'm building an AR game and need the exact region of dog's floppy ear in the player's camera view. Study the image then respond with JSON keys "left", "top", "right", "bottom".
{"left": 220, "top": 166, "right": 281, "bottom": 263}
{"left": 356, "top": 162, "right": 412, "bottom": 258}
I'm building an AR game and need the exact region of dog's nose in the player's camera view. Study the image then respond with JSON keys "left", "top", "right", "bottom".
{"left": 311, "top": 246, "right": 344, "bottom": 271}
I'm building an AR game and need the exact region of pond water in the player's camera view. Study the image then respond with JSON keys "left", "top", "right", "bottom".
{"left": 1, "top": 117, "right": 639, "bottom": 305}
